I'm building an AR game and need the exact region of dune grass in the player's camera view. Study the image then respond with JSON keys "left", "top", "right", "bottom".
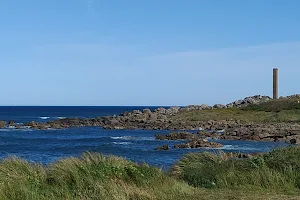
{"left": 0, "top": 149, "right": 299, "bottom": 199}
{"left": 171, "top": 146, "right": 300, "bottom": 196}
{"left": 0, "top": 153, "right": 202, "bottom": 200}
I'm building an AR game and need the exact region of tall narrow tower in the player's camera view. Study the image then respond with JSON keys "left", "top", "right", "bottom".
{"left": 273, "top": 68, "right": 278, "bottom": 99}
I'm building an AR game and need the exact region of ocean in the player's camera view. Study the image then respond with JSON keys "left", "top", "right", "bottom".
{"left": 0, "top": 106, "right": 288, "bottom": 169}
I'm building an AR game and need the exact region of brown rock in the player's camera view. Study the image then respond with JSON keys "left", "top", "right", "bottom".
{"left": 154, "top": 145, "right": 169, "bottom": 151}
{"left": 174, "top": 139, "right": 223, "bottom": 149}
{"left": 155, "top": 132, "right": 199, "bottom": 140}
{"left": 0, "top": 121, "right": 5, "bottom": 128}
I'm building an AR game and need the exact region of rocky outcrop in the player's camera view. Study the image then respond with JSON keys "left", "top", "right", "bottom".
{"left": 179, "top": 95, "right": 271, "bottom": 112}
{"left": 180, "top": 104, "right": 212, "bottom": 111}
{"left": 18, "top": 95, "right": 275, "bottom": 131}
{"left": 226, "top": 95, "right": 271, "bottom": 108}
{"left": 220, "top": 123, "right": 300, "bottom": 142}
{"left": 0, "top": 121, "right": 5, "bottom": 128}
{"left": 154, "top": 145, "right": 169, "bottom": 151}
{"left": 8, "top": 94, "right": 300, "bottom": 145}
{"left": 213, "top": 104, "right": 227, "bottom": 109}
{"left": 174, "top": 139, "right": 223, "bottom": 149}
{"left": 155, "top": 132, "right": 199, "bottom": 140}
{"left": 8, "top": 121, "right": 15, "bottom": 127}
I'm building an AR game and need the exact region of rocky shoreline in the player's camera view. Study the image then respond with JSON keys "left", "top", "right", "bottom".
{"left": 1, "top": 95, "right": 300, "bottom": 144}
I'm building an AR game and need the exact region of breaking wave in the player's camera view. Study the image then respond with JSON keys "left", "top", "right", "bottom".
{"left": 112, "top": 142, "right": 132, "bottom": 145}
{"left": 39, "top": 117, "right": 50, "bottom": 120}
{"left": 219, "top": 145, "right": 260, "bottom": 151}
{"left": 111, "top": 136, "right": 136, "bottom": 140}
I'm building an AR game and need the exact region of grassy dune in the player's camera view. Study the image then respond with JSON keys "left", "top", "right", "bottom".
{"left": 171, "top": 98, "right": 300, "bottom": 124}
{"left": 0, "top": 147, "right": 300, "bottom": 199}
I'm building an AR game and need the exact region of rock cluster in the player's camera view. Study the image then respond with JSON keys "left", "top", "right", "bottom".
{"left": 1, "top": 94, "right": 300, "bottom": 145}
{"left": 226, "top": 95, "right": 271, "bottom": 108}
{"left": 155, "top": 132, "right": 198, "bottom": 140}
{"left": 220, "top": 123, "right": 300, "bottom": 142}
{"left": 174, "top": 139, "right": 223, "bottom": 149}
{"left": 180, "top": 104, "right": 212, "bottom": 111}
{"left": 155, "top": 131, "right": 223, "bottom": 149}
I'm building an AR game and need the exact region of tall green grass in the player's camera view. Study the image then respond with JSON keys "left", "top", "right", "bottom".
{"left": 0, "top": 149, "right": 300, "bottom": 199}
{"left": 0, "top": 153, "right": 201, "bottom": 200}
{"left": 171, "top": 146, "right": 300, "bottom": 195}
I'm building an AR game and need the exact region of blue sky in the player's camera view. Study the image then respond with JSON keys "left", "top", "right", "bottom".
{"left": 1, "top": 0, "right": 300, "bottom": 106}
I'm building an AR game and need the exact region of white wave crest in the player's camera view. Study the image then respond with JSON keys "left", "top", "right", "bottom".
{"left": 0, "top": 129, "right": 11, "bottom": 132}
{"left": 137, "top": 137, "right": 155, "bottom": 141}
{"left": 112, "top": 142, "right": 131, "bottom": 145}
{"left": 219, "top": 145, "right": 235, "bottom": 150}
{"left": 56, "top": 117, "right": 66, "bottom": 119}
{"left": 111, "top": 136, "right": 136, "bottom": 140}
{"left": 39, "top": 117, "right": 50, "bottom": 120}
{"left": 218, "top": 145, "right": 260, "bottom": 151}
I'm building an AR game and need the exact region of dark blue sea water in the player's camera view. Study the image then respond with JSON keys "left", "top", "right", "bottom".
{"left": 0, "top": 106, "right": 288, "bottom": 169}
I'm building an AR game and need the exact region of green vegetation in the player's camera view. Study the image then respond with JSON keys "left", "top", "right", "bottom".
{"left": 0, "top": 153, "right": 201, "bottom": 200}
{"left": 242, "top": 98, "right": 300, "bottom": 112}
{"left": 171, "top": 108, "right": 300, "bottom": 123}
{"left": 0, "top": 148, "right": 300, "bottom": 199}
{"left": 171, "top": 99, "right": 300, "bottom": 124}
{"left": 171, "top": 146, "right": 300, "bottom": 195}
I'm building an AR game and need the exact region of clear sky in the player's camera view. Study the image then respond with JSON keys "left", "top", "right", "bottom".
{"left": 1, "top": 0, "right": 300, "bottom": 106}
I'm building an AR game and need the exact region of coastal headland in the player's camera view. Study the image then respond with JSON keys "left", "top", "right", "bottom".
{"left": 1, "top": 94, "right": 300, "bottom": 145}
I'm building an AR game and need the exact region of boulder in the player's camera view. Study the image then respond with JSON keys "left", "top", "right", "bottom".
{"left": 227, "top": 95, "right": 271, "bottom": 108}
{"left": 24, "top": 121, "right": 38, "bottom": 128}
{"left": 154, "top": 107, "right": 167, "bottom": 114}
{"left": 154, "top": 145, "right": 169, "bottom": 151}
{"left": 142, "top": 108, "right": 152, "bottom": 114}
{"left": 0, "top": 121, "right": 5, "bottom": 128}
{"left": 108, "top": 119, "right": 121, "bottom": 126}
{"left": 133, "top": 110, "right": 143, "bottom": 115}
{"left": 213, "top": 104, "right": 227, "bottom": 109}
{"left": 288, "top": 136, "right": 300, "bottom": 145}
{"left": 166, "top": 107, "right": 181, "bottom": 115}
{"left": 200, "top": 104, "right": 212, "bottom": 110}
